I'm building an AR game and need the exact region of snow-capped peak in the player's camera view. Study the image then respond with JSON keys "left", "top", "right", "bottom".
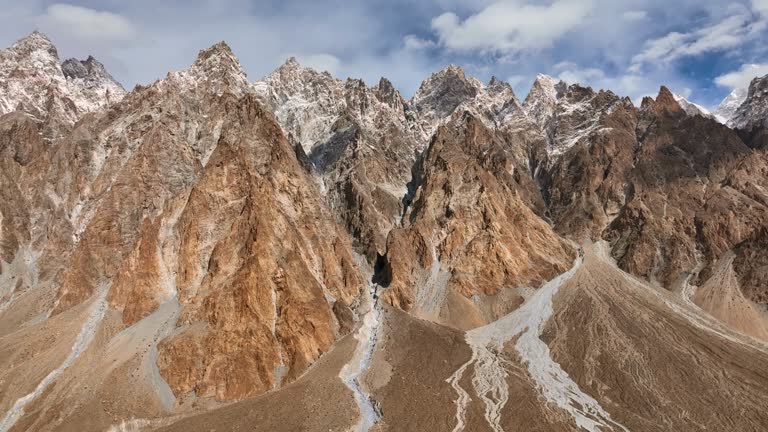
{"left": 714, "top": 87, "right": 748, "bottom": 125}
{"left": 410, "top": 64, "right": 480, "bottom": 121}
{"left": 728, "top": 74, "right": 768, "bottom": 130}
{"left": 0, "top": 31, "right": 125, "bottom": 123}
{"left": 522, "top": 74, "right": 564, "bottom": 130}
{"left": 176, "top": 41, "right": 249, "bottom": 96}
{"left": 253, "top": 57, "right": 347, "bottom": 152}
{"left": 672, "top": 92, "right": 714, "bottom": 119}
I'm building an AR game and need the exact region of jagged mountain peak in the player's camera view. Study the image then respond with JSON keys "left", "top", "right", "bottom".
{"left": 191, "top": 41, "right": 243, "bottom": 75}
{"left": 0, "top": 31, "right": 125, "bottom": 122}
{"left": 532, "top": 73, "right": 558, "bottom": 90}
{"left": 10, "top": 30, "right": 58, "bottom": 58}
{"left": 728, "top": 74, "right": 768, "bottom": 130}
{"left": 167, "top": 40, "right": 249, "bottom": 97}
{"left": 283, "top": 56, "right": 301, "bottom": 67}
{"left": 488, "top": 75, "right": 505, "bottom": 87}
{"left": 643, "top": 85, "right": 683, "bottom": 114}
{"left": 522, "top": 74, "right": 563, "bottom": 130}
{"left": 714, "top": 86, "right": 748, "bottom": 125}
{"left": 411, "top": 64, "right": 482, "bottom": 128}
{"left": 671, "top": 92, "right": 714, "bottom": 119}
{"left": 62, "top": 56, "right": 114, "bottom": 81}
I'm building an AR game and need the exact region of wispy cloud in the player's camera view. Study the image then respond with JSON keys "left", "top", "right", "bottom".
{"left": 629, "top": 8, "right": 764, "bottom": 73}
{"left": 430, "top": 0, "right": 594, "bottom": 53}
{"left": 715, "top": 63, "right": 768, "bottom": 89}
{"left": 37, "top": 4, "right": 137, "bottom": 42}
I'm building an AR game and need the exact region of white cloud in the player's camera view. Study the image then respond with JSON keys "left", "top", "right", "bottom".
{"left": 629, "top": 11, "right": 760, "bottom": 72}
{"left": 403, "top": 35, "right": 436, "bottom": 51}
{"left": 550, "top": 62, "right": 699, "bottom": 106}
{"left": 622, "top": 10, "right": 648, "bottom": 21}
{"left": 715, "top": 63, "right": 768, "bottom": 89}
{"left": 293, "top": 53, "right": 341, "bottom": 75}
{"left": 37, "top": 4, "right": 137, "bottom": 41}
{"left": 431, "top": 0, "right": 594, "bottom": 53}
{"left": 557, "top": 66, "right": 606, "bottom": 85}
{"left": 754, "top": 0, "right": 768, "bottom": 15}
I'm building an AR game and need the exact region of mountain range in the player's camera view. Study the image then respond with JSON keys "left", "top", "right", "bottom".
{"left": 1, "top": 32, "right": 768, "bottom": 432}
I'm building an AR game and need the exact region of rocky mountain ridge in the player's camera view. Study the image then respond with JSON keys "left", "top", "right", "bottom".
{"left": 1, "top": 31, "right": 768, "bottom": 432}
{"left": 0, "top": 32, "right": 125, "bottom": 127}
{"left": 729, "top": 74, "right": 768, "bottom": 130}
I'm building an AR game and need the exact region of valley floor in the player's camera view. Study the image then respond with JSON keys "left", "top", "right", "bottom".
{"left": 2, "top": 242, "right": 768, "bottom": 431}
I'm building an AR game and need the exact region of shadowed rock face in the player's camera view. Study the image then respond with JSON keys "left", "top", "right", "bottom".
{"left": 729, "top": 74, "right": 768, "bottom": 130}
{"left": 603, "top": 87, "right": 763, "bottom": 289}
{"left": 256, "top": 62, "right": 423, "bottom": 262}
{"left": 540, "top": 85, "right": 639, "bottom": 239}
{"left": 156, "top": 93, "right": 363, "bottom": 401}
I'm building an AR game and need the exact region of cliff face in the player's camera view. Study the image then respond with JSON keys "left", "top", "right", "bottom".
{"left": 382, "top": 112, "right": 574, "bottom": 329}
{"left": 603, "top": 87, "right": 763, "bottom": 290}
{"left": 0, "top": 39, "right": 363, "bottom": 409}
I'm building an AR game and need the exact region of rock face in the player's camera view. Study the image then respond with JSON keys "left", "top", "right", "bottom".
{"left": 1, "top": 37, "right": 363, "bottom": 411}
{"left": 4, "top": 30, "right": 768, "bottom": 432}
{"left": 411, "top": 65, "right": 523, "bottom": 138}
{"left": 255, "top": 59, "right": 423, "bottom": 260}
{"left": 729, "top": 74, "right": 768, "bottom": 130}
{"left": 604, "top": 87, "right": 763, "bottom": 289}
{"left": 0, "top": 32, "right": 125, "bottom": 127}
{"left": 714, "top": 86, "right": 748, "bottom": 124}
{"left": 382, "top": 112, "right": 574, "bottom": 329}
{"left": 673, "top": 92, "right": 715, "bottom": 119}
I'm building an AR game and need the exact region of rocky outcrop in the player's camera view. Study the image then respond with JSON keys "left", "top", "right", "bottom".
{"left": 0, "top": 32, "right": 125, "bottom": 127}
{"left": 605, "top": 87, "right": 760, "bottom": 289}
{"left": 714, "top": 87, "right": 748, "bottom": 125}
{"left": 729, "top": 74, "right": 768, "bottom": 131}
{"left": 411, "top": 65, "right": 523, "bottom": 139}
{"left": 733, "top": 227, "right": 768, "bottom": 304}
{"left": 541, "top": 85, "right": 638, "bottom": 239}
{"left": 382, "top": 112, "right": 574, "bottom": 329}
{"left": 2, "top": 38, "right": 363, "bottom": 407}
{"left": 255, "top": 60, "right": 423, "bottom": 261}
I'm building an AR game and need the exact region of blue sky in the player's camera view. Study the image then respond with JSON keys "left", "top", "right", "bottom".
{"left": 0, "top": 0, "right": 766, "bottom": 108}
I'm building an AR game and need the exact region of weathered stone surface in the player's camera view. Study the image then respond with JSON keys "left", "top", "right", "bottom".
{"left": 382, "top": 112, "right": 574, "bottom": 328}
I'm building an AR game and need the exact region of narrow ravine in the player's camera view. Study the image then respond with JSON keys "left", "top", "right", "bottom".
{"left": 339, "top": 281, "right": 382, "bottom": 432}
{"left": 448, "top": 252, "right": 629, "bottom": 432}
{"left": 0, "top": 287, "right": 109, "bottom": 432}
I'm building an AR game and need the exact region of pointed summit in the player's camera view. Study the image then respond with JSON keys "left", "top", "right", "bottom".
{"left": 375, "top": 77, "right": 405, "bottom": 110}
{"left": 646, "top": 86, "right": 683, "bottom": 115}
{"left": 488, "top": 76, "right": 509, "bottom": 88}
{"left": 522, "top": 74, "right": 562, "bottom": 129}
{"left": 192, "top": 41, "right": 239, "bottom": 71}
{"left": 176, "top": 40, "right": 248, "bottom": 96}
{"left": 0, "top": 31, "right": 125, "bottom": 120}
{"left": 526, "top": 74, "right": 559, "bottom": 102}
{"left": 10, "top": 31, "right": 58, "bottom": 58}
{"left": 671, "top": 92, "right": 713, "bottom": 119}
{"left": 283, "top": 56, "right": 301, "bottom": 68}
{"left": 728, "top": 74, "right": 768, "bottom": 130}
{"left": 412, "top": 63, "right": 480, "bottom": 122}
{"left": 714, "top": 87, "right": 748, "bottom": 124}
